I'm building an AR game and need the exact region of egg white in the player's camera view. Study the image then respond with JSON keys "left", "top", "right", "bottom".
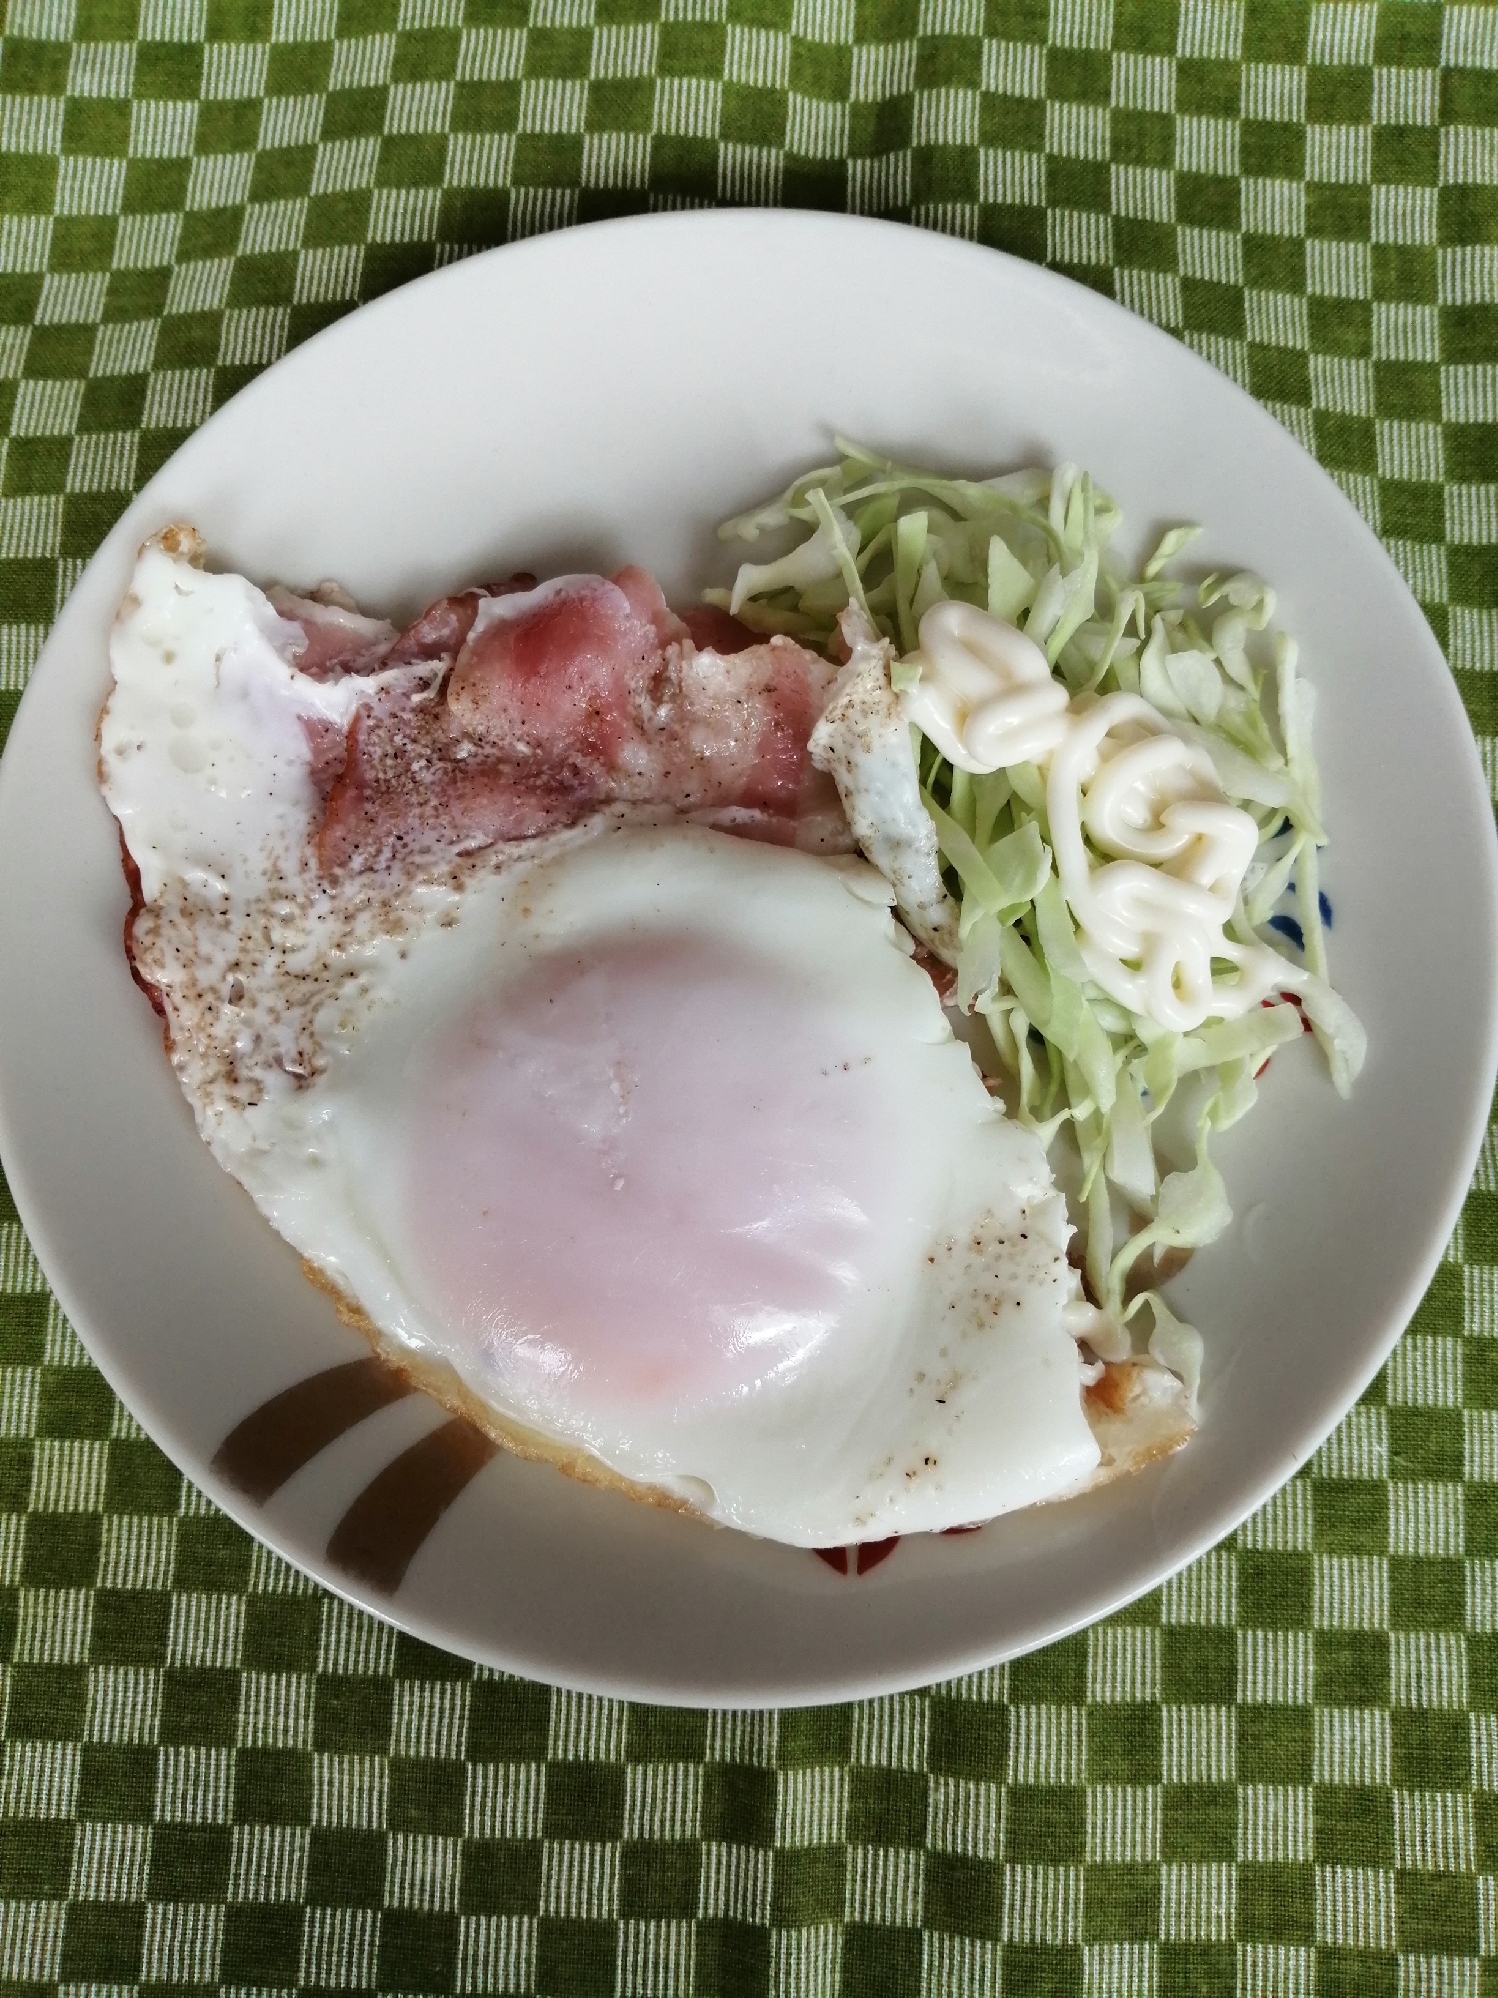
{"left": 101, "top": 537, "right": 1105, "bottom": 1546}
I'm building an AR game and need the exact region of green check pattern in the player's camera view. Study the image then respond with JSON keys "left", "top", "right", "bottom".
{"left": 1, "top": 0, "right": 1497, "bottom": 1989}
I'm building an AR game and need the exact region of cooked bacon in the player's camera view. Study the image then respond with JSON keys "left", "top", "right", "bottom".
{"left": 679, "top": 604, "right": 764, "bottom": 655}
{"left": 267, "top": 588, "right": 397, "bottom": 681}
{"left": 612, "top": 564, "right": 694, "bottom": 651}
{"left": 300, "top": 714, "right": 352, "bottom": 806}
{"left": 319, "top": 683, "right": 589, "bottom": 868}
{"left": 384, "top": 575, "right": 541, "bottom": 670}
{"left": 270, "top": 573, "right": 544, "bottom": 685}
{"left": 384, "top": 591, "right": 486, "bottom": 669}
{"left": 445, "top": 573, "right": 664, "bottom": 772}
{"left": 674, "top": 639, "right": 836, "bottom": 818}
{"left": 912, "top": 943, "right": 958, "bottom": 1004}
{"left": 318, "top": 568, "right": 849, "bottom": 873}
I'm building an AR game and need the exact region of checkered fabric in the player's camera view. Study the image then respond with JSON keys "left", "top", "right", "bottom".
{"left": 1, "top": 0, "right": 1497, "bottom": 1989}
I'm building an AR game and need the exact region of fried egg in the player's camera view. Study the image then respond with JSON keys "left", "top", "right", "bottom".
{"left": 98, "top": 532, "right": 1159, "bottom": 1548}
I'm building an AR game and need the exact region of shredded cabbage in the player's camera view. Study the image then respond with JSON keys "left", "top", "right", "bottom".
{"left": 714, "top": 438, "right": 1365, "bottom": 1396}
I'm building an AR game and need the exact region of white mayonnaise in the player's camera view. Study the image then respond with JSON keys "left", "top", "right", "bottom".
{"left": 902, "top": 600, "right": 1298, "bottom": 1033}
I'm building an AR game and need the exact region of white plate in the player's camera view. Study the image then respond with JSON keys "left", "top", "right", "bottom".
{"left": 1, "top": 211, "right": 1494, "bottom": 1707}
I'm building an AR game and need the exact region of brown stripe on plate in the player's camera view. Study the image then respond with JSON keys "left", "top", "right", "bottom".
{"left": 326, "top": 1418, "right": 499, "bottom": 1594}
{"left": 212, "top": 1356, "right": 417, "bottom": 1503}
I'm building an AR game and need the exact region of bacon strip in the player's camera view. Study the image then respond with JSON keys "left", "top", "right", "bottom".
{"left": 266, "top": 588, "right": 397, "bottom": 681}
{"left": 316, "top": 568, "right": 848, "bottom": 873}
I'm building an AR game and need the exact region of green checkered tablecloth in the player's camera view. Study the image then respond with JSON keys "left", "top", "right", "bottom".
{"left": 1, "top": 0, "right": 1496, "bottom": 1988}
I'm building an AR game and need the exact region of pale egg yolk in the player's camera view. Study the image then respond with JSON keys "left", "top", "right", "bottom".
{"left": 403, "top": 934, "right": 929, "bottom": 1408}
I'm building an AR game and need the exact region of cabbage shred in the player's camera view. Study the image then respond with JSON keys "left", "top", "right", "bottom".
{"left": 711, "top": 439, "right": 1365, "bottom": 1381}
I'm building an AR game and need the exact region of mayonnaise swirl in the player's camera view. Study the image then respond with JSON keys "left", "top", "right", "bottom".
{"left": 902, "top": 601, "right": 1072, "bottom": 771}
{"left": 902, "top": 600, "right": 1298, "bottom": 1034}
